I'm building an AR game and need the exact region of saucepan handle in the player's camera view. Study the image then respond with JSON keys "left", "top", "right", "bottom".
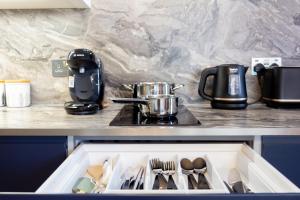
{"left": 171, "top": 84, "right": 184, "bottom": 92}
{"left": 110, "top": 98, "right": 148, "bottom": 105}
{"left": 121, "top": 84, "right": 134, "bottom": 91}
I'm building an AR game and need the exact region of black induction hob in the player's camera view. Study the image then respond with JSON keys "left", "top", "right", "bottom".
{"left": 109, "top": 105, "right": 201, "bottom": 126}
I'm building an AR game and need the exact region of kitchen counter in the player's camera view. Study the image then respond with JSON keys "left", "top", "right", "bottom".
{"left": 0, "top": 103, "right": 300, "bottom": 136}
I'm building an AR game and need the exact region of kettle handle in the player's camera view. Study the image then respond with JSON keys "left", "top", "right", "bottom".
{"left": 198, "top": 67, "right": 217, "bottom": 101}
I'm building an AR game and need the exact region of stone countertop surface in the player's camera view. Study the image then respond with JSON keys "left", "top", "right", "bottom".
{"left": 0, "top": 103, "right": 300, "bottom": 136}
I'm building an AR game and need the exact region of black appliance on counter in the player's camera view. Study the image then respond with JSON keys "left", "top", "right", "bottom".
{"left": 64, "top": 49, "right": 104, "bottom": 115}
{"left": 109, "top": 105, "right": 200, "bottom": 126}
{"left": 255, "top": 64, "right": 300, "bottom": 108}
{"left": 198, "top": 64, "right": 248, "bottom": 110}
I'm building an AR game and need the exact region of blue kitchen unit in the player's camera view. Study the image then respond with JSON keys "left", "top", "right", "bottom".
{"left": 1, "top": 194, "right": 300, "bottom": 200}
{"left": 0, "top": 136, "right": 67, "bottom": 192}
{"left": 262, "top": 136, "right": 300, "bottom": 187}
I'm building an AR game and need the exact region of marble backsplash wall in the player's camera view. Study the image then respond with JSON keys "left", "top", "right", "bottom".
{"left": 0, "top": 0, "right": 300, "bottom": 104}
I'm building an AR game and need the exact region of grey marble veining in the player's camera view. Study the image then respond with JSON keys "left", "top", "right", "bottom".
{"left": 0, "top": 0, "right": 300, "bottom": 104}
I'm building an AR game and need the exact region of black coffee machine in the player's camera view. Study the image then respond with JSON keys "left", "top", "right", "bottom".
{"left": 199, "top": 64, "right": 248, "bottom": 109}
{"left": 64, "top": 49, "right": 104, "bottom": 115}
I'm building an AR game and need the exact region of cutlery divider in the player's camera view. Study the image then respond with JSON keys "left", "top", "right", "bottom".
{"left": 79, "top": 152, "right": 119, "bottom": 193}
{"left": 205, "top": 145, "right": 298, "bottom": 193}
{"left": 106, "top": 153, "right": 149, "bottom": 193}
{"left": 204, "top": 150, "right": 259, "bottom": 193}
{"left": 177, "top": 153, "right": 229, "bottom": 194}
{"left": 146, "top": 153, "right": 185, "bottom": 192}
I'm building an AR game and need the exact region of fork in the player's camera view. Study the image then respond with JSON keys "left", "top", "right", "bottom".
{"left": 163, "top": 161, "right": 178, "bottom": 190}
{"left": 150, "top": 158, "right": 168, "bottom": 190}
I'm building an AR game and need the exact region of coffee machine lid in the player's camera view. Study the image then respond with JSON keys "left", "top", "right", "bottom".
{"left": 64, "top": 101, "right": 99, "bottom": 115}
{"left": 67, "top": 49, "right": 101, "bottom": 69}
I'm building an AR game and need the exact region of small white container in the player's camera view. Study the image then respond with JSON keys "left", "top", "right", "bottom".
{"left": 0, "top": 80, "right": 5, "bottom": 106}
{"left": 5, "top": 80, "right": 31, "bottom": 107}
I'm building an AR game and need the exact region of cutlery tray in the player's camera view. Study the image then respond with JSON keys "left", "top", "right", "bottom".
{"left": 36, "top": 143, "right": 299, "bottom": 194}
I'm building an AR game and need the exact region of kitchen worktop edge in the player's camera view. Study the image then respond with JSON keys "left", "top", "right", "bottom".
{"left": 0, "top": 103, "right": 299, "bottom": 136}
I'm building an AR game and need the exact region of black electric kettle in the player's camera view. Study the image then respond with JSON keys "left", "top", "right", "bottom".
{"left": 198, "top": 64, "right": 248, "bottom": 109}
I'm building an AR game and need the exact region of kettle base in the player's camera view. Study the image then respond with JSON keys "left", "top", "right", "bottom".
{"left": 264, "top": 101, "right": 300, "bottom": 109}
{"left": 211, "top": 101, "right": 248, "bottom": 110}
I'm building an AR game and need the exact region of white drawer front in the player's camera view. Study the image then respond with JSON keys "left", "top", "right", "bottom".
{"left": 36, "top": 143, "right": 300, "bottom": 194}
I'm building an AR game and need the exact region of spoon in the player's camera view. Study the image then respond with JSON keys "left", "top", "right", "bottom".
{"left": 193, "top": 157, "right": 209, "bottom": 189}
{"left": 180, "top": 158, "right": 198, "bottom": 189}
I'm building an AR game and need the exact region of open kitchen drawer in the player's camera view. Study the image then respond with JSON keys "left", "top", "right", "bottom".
{"left": 36, "top": 143, "right": 299, "bottom": 195}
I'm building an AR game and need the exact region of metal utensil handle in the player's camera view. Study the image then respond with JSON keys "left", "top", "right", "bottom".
{"left": 167, "top": 175, "right": 178, "bottom": 190}
{"left": 110, "top": 98, "right": 148, "bottom": 105}
{"left": 138, "top": 182, "right": 144, "bottom": 189}
{"left": 152, "top": 175, "right": 160, "bottom": 190}
{"left": 232, "top": 181, "right": 247, "bottom": 194}
{"left": 122, "top": 84, "right": 134, "bottom": 91}
{"left": 223, "top": 181, "right": 234, "bottom": 193}
{"left": 197, "top": 173, "right": 210, "bottom": 189}
{"left": 158, "top": 174, "right": 168, "bottom": 190}
{"left": 133, "top": 167, "right": 143, "bottom": 189}
{"left": 123, "top": 178, "right": 132, "bottom": 189}
{"left": 171, "top": 84, "right": 184, "bottom": 91}
{"left": 187, "top": 175, "right": 194, "bottom": 190}
{"left": 188, "top": 174, "right": 198, "bottom": 189}
{"left": 136, "top": 168, "right": 145, "bottom": 190}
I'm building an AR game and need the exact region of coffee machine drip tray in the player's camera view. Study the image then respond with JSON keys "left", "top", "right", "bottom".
{"left": 109, "top": 105, "right": 201, "bottom": 126}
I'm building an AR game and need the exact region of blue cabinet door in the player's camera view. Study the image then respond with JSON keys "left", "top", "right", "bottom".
{"left": 0, "top": 136, "right": 67, "bottom": 192}
{"left": 1, "top": 194, "right": 300, "bottom": 200}
{"left": 262, "top": 136, "right": 300, "bottom": 187}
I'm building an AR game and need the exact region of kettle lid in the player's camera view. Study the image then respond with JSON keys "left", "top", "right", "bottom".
{"left": 217, "top": 64, "right": 248, "bottom": 71}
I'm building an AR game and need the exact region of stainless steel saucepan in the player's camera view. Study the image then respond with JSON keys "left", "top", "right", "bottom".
{"left": 111, "top": 95, "right": 178, "bottom": 118}
{"left": 122, "top": 82, "right": 184, "bottom": 99}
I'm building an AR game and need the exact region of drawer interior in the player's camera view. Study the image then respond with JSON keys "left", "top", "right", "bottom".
{"left": 36, "top": 143, "right": 299, "bottom": 194}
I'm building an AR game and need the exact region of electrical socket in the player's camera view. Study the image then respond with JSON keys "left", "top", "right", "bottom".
{"left": 52, "top": 59, "right": 68, "bottom": 77}
{"left": 251, "top": 57, "right": 282, "bottom": 75}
